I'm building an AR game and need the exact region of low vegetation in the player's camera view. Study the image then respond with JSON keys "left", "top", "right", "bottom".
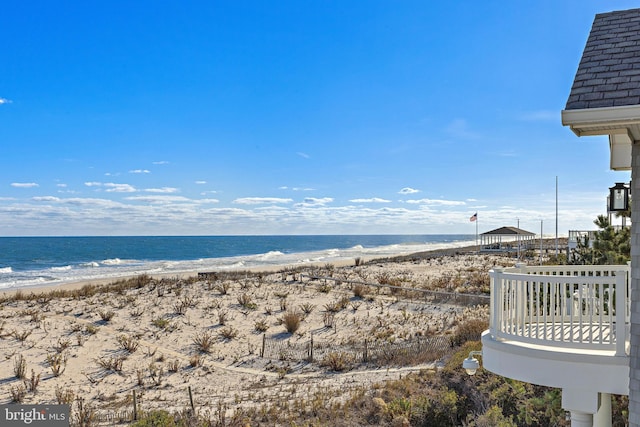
{"left": 0, "top": 250, "right": 627, "bottom": 426}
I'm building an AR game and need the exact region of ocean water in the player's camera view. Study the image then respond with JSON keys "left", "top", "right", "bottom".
{"left": 0, "top": 235, "right": 475, "bottom": 290}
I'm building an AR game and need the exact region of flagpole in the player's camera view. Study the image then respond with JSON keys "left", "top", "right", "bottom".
{"left": 470, "top": 212, "right": 478, "bottom": 253}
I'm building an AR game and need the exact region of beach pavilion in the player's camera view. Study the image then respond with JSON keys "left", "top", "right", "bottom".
{"left": 479, "top": 226, "right": 536, "bottom": 253}
{"left": 472, "top": 8, "right": 639, "bottom": 427}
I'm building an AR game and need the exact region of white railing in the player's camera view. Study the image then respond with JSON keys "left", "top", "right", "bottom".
{"left": 489, "top": 264, "right": 630, "bottom": 356}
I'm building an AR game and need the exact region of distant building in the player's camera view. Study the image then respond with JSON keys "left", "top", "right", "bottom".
{"left": 480, "top": 226, "right": 536, "bottom": 253}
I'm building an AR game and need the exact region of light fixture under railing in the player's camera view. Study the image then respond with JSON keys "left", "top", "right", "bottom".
{"left": 462, "top": 350, "right": 482, "bottom": 375}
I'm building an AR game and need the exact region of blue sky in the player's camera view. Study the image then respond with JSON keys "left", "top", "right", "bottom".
{"left": 0, "top": 1, "right": 635, "bottom": 236}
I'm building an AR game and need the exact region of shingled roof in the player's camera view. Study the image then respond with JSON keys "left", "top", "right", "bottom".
{"left": 565, "top": 8, "right": 640, "bottom": 110}
{"left": 481, "top": 226, "right": 535, "bottom": 236}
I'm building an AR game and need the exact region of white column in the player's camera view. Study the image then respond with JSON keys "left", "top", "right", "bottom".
{"left": 570, "top": 411, "right": 593, "bottom": 427}
{"left": 563, "top": 388, "right": 598, "bottom": 427}
{"left": 593, "top": 393, "right": 611, "bottom": 427}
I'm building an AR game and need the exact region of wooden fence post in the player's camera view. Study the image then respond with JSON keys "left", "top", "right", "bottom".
{"left": 133, "top": 390, "right": 138, "bottom": 421}
{"left": 309, "top": 334, "right": 314, "bottom": 362}
{"left": 261, "top": 334, "right": 266, "bottom": 358}
{"left": 188, "top": 386, "right": 195, "bottom": 413}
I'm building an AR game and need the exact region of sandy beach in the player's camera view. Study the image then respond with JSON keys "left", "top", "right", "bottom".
{"left": 0, "top": 248, "right": 515, "bottom": 425}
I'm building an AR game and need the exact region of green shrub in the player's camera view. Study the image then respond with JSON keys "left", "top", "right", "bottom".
{"left": 130, "top": 410, "right": 177, "bottom": 427}
{"left": 451, "top": 319, "right": 489, "bottom": 347}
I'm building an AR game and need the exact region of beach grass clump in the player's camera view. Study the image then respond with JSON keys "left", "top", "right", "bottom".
{"left": 167, "top": 359, "right": 180, "bottom": 373}
{"left": 54, "top": 338, "right": 71, "bottom": 353}
{"left": 300, "top": 303, "right": 315, "bottom": 315}
{"left": 96, "top": 355, "right": 126, "bottom": 373}
{"left": 323, "top": 312, "right": 336, "bottom": 328}
{"left": 12, "top": 329, "right": 32, "bottom": 342}
{"left": 214, "top": 282, "right": 231, "bottom": 295}
{"left": 10, "top": 385, "right": 26, "bottom": 403}
{"left": 151, "top": 317, "right": 171, "bottom": 330}
{"left": 13, "top": 354, "right": 27, "bottom": 379}
{"left": 55, "top": 386, "right": 75, "bottom": 405}
{"left": 217, "top": 309, "right": 230, "bottom": 325}
{"left": 189, "top": 354, "right": 202, "bottom": 368}
{"left": 24, "top": 369, "right": 41, "bottom": 392}
{"left": 74, "top": 398, "right": 97, "bottom": 427}
{"left": 97, "top": 309, "right": 116, "bottom": 322}
{"left": 254, "top": 319, "right": 269, "bottom": 333}
{"left": 282, "top": 311, "right": 302, "bottom": 334}
{"left": 193, "top": 330, "right": 215, "bottom": 353}
{"left": 219, "top": 326, "right": 239, "bottom": 340}
{"left": 317, "top": 283, "right": 332, "bottom": 293}
{"left": 321, "top": 352, "right": 354, "bottom": 372}
{"left": 47, "top": 353, "right": 67, "bottom": 377}
{"left": 352, "top": 283, "right": 368, "bottom": 298}
{"left": 324, "top": 296, "right": 349, "bottom": 313}
{"left": 237, "top": 293, "right": 258, "bottom": 310}
{"left": 173, "top": 299, "right": 188, "bottom": 315}
{"left": 148, "top": 363, "right": 164, "bottom": 386}
{"left": 116, "top": 334, "right": 140, "bottom": 353}
{"left": 85, "top": 324, "right": 99, "bottom": 335}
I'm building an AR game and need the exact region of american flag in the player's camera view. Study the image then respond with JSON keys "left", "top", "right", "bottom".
{"left": 470, "top": 213, "right": 477, "bottom": 222}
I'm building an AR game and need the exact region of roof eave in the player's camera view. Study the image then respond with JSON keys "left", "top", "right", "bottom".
{"left": 562, "top": 104, "right": 640, "bottom": 135}
{"left": 561, "top": 105, "right": 640, "bottom": 171}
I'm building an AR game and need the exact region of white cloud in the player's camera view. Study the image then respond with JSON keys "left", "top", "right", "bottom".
{"left": 406, "top": 198, "right": 466, "bottom": 206}
{"left": 126, "top": 195, "right": 192, "bottom": 204}
{"left": 153, "top": 161, "right": 169, "bottom": 165}
{"left": 0, "top": 98, "right": 12, "bottom": 104}
{"left": 104, "top": 183, "right": 136, "bottom": 193}
{"left": 233, "top": 197, "right": 293, "bottom": 205}
{"left": 280, "top": 186, "right": 315, "bottom": 191}
{"left": 399, "top": 187, "right": 420, "bottom": 195}
{"left": 195, "top": 181, "right": 207, "bottom": 185}
{"left": 85, "top": 182, "right": 102, "bottom": 187}
{"left": 145, "top": 187, "right": 179, "bottom": 193}
{"left": 0, "top": 188, "right": 611, "bottom": 236}
{"left": 297, "top": 152, "right": 310, "bottom": 159}
{"left": 11, "top": 182, "right": 39, "bottom": 188}
{"left": 129, "top": 169, "right": 150, "bottom": 174}
{"left": 301, "top": 197, "right": 333, "bottom": 206}
{"left": 349, "top": 198, "right": 391, "bottom": 203}
{"left": 32, "top": 196, "right": 60, "bottom": 202}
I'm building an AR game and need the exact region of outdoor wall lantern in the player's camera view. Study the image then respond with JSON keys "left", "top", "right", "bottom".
{"left": 462, "top": 350, "right": 482, "bottom": 376}
{"left": 609, "top": 182, "right": 630, "bottom": 212}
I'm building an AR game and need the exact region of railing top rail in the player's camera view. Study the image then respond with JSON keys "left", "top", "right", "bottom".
{"left": 495, "top": 265, "right": 628, "bottom": 274}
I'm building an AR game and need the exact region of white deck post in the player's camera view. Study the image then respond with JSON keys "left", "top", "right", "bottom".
{"left": 594, "top": 393, "right": 612, "bottom": 427}
{"left": 570, "top": 412, "right": 594, "bottom": 427}
{"left": 490, "top": 268, "right": 503, "bottom": 337}
{"left": 616, "top": 271, "right": 628, "bottom": 356}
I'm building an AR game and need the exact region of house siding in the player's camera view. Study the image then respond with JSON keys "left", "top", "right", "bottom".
{"left": 631, "top": 141, "right": 640, "bottom": 426}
